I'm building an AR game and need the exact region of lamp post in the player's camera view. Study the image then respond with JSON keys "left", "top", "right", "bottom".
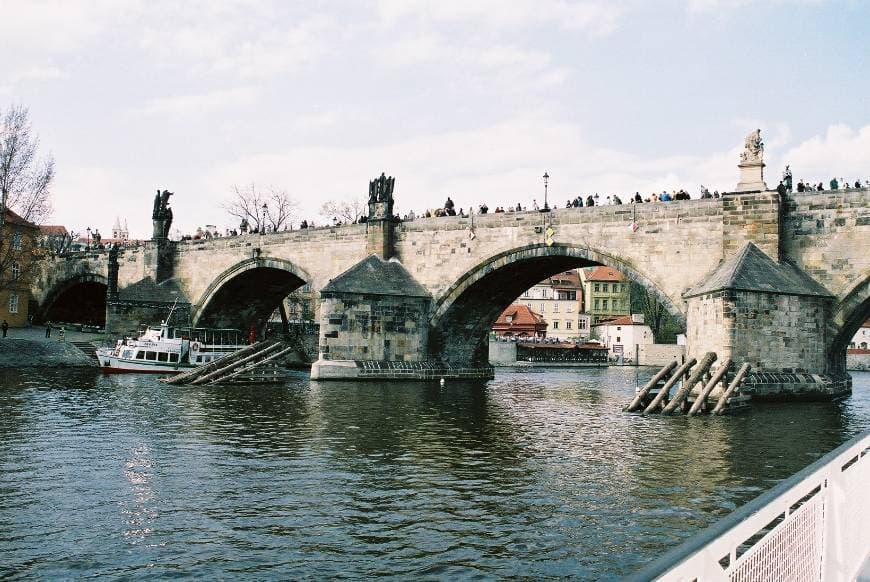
{"left": 261, "top": 203, "right": 268, "bottom": 235}
{"left": 542, "top": 172, "right": 550, "bottom": 211}
{"left": 86, "top": 227, "right": 91, "bottom": 250}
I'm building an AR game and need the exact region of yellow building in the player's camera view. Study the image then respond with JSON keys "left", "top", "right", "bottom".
{"left": 1, "top": 209, "right": 39, "bottom": 327}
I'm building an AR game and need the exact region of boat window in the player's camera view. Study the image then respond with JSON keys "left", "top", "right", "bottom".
{"left": 136, "top": 351, "right": 145, "bottom": 360}
{"left": 146, "top": 351, "right": 157, "bottom": 361}
{"left": 122, "top": 350, "right": 133, "bottom": 359}
{"left": 196, "top": 356, "right": 202, "bottom": 363}
{"left": 169, "top": 353, "right": 179, "bottom": 363}
{"left": 158, "top": 352, "right": 169, "bottom": 362}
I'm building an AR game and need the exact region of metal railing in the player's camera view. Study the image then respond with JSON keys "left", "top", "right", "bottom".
{"left": 627, "top": 428, "right": 870, "bottom": 581}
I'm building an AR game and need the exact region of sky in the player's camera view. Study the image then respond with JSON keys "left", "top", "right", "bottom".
{"left": 2, "top": 0, "right": 869, "bottom": 238}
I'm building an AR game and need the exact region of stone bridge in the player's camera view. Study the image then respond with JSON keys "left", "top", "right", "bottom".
{"left": 31, "top": 188, "right": 870, "bottom": 395}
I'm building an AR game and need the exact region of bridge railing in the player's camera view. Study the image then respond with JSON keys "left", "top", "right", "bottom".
{"left": 626, "top": 428, "right": 870, "bottom": 581}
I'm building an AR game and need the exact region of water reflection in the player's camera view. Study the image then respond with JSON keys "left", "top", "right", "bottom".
{"left": 0, "top": 367, "right": 866, "bottom": 580}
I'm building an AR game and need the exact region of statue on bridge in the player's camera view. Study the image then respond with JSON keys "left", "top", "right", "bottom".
{"left": 152, "top": 189, "right": 174, "bottom": 240}
{"left": 740, "top": 129, "right": 764, "bottom": 163}
{"left": 367, "top": 173, "right": 396, "bottom": 221}
{"left": 783, "top": 165, "right": 793, "bottom": 193}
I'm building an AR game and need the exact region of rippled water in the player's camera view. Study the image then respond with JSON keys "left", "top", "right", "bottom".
{"left": 1, "top": 367, "right": 868, "bottom": 580}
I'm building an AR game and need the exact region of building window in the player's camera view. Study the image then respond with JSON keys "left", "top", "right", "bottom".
{"left": 8, "top": 293, "right": 19, "bottom": 314}
{"left": 522, "top": 290, "right": 530, "bottom": 298}
{"left": 594, "top": 283, "right": 600, "bottom": 292}
{"left": 553, "top": 303, "right": 559, "bottom": 313}
{"left": 602, "top": 299, "right": 609, "bottom": 310}
{"left": 11, "top": 262, "right": 20, "bottom": 280}
{"left": 594, "top": 299, "right": 600, "bottom": 310}
{"left": 12, "top": 232, "right": 23, "bottom": 251}
{"left": 566, "top": 321, "right": 572, "bottom": 330}
{"left": 506, "top": 315, "right": 513, "bottom": 323}
{"left": 540, "top": 303, "right": 545, "bottom": 312}
{"left": 552, "top": 321, "right": 559, "bottom": 329}
{"left": 566, "top": 304, "right": 573, "bottom": 313}
{"left": 616, "top": 336, "right": 621, "bottom": 343}
{"left": 578, "top": 319, "right": 587, "bottom": 329}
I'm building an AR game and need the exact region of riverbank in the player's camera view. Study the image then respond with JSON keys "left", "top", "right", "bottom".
{"left": 0, "top": 327, "right": 99, "bottom": 368}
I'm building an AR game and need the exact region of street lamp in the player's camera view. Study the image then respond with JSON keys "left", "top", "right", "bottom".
{"left": 542, "top": 172, "right": 550, "bottom": 211}
{"left": 86, "top": 227, "right": 91, "bottom": 250}
{"left": 261, "top": 203, "right": 268, "bottom": 235}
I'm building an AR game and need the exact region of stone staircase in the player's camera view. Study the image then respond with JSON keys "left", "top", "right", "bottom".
{"left": 71, "top": 341, "right": 99, "bottom": 361}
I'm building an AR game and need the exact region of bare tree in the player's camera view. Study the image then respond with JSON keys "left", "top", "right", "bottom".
{"left": 630, "top": 281, "right": 683, "bottom": 343}
{"left": 320, "top": 196, "right": 365, "bottom": 224}
{"left": 41, "top": 229, "right": 79, "bottom": 256}
{"left": 0, "top": 105, "right": 55, "bottom": 227}
{"left": 223, "top": 184, "right": 298, "bottom": 232}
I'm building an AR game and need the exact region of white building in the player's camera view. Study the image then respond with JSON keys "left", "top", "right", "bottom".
{"left": 849, "top": 319, "right": 870, "bottom": 350}
{"left": 591, "top": 314, "right": 653, "bottom": 361}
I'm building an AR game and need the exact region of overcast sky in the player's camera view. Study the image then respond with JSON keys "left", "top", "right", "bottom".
{"left": 3, "top": 0, "right": 868, "bottom": 238}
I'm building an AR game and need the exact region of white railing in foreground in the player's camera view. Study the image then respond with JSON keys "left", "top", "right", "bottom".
{"left": 627, "top": 429, "right": 870, "bottom": 581}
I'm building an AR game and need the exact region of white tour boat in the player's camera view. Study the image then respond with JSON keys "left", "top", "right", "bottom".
{"left": 96, "top": 321, "right": 247, "bottom": 374}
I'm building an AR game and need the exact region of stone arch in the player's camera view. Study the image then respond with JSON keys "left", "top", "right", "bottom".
{"left": 192, "top": 257, "right": 311, "bottom": 329}
{"left": 39, "top": 273, "right": 109, "bottom": 325}
{"left": 429, "top": 243, "right": 684, "bottom": 366}
{"left": 828, "top": 272, "right": 870, "bottom": 375}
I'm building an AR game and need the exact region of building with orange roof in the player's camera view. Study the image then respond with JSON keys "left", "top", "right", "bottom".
{"left": 1, "top": 209, "right": 40, "bottom": 327}
{"left": 492, "top": 304, "right": 548, "bottom": 338}
{"left": 580, "top": 265, "right": 631, "bottom": 323}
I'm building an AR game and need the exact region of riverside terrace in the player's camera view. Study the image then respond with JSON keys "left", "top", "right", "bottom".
{"left": 30, "top": 186, "right": 870, "bottom": 396}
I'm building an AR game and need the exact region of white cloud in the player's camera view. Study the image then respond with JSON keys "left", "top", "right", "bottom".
{"left": 375, "top": 0, "right": 623, "bottom": 35}
{"left": 137, "top": 87, "right": 261, "bottom": 116}
{"left": 778, "top": 124, "right": 870, "bottom": 184}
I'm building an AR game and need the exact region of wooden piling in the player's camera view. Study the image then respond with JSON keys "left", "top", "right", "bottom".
{"left": 642, "top": 358, "right": 696, "bottom": 414}
{"left": 190, "top": 342, "right": 284, "bottom": 385}
{"left": 687, "top": 358, "right": 732, "bottom": 416}
{"left": 206, "top": 346, "right": 295, "bottom": 384}
{"left": 625, "top": 360, "right": 678, "bottom": 412}
{"left": 712, "top": 363, "right": 752, "bottom": 415}
{"left": 163, "top": 340, "right": 274, "bottom": 384}
{"left": 661, "top": 352, "right": 717, "bottom": 415}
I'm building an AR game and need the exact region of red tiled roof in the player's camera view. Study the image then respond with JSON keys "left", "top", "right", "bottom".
{"left": 592, "top": 315, "right": 643, "bottom": 327}
{"left": 495, "top": 304, "right": 546, "bottom": 326}
{"left": 4, "top": 208, "right": 38, "bottom": 229}
{"left": 547, "top": 270, "right": 582, "bottom": 288}
{"left": 583, "top": 266, "right": 625, "bottom": 282}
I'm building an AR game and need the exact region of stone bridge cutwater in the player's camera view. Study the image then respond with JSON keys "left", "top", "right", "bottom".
{"left": 32, "top": 185, "right": 870, "bottom": 399}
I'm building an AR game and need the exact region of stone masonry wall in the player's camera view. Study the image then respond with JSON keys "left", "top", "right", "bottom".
{"left": 721, "top": 192, "right": 781, "bottom": 261}
{"left": 396, "top": 199, "right": 727, "bottom": 313}
{"left": 685, "top": 292, "right": 732, "bottom": 363}
{"left": 784, "top": 188, "right": 870, "bottom": 299}
{"left": 319, "top": 293, "right": 430, "bottom": 362}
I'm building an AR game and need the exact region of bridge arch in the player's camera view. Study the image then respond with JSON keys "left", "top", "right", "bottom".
{"left": 428, "top": 243, "right": 684, "bottom": 366}
{"left": 192, "top": 257, "right": 311, "bottom": 330}
{"left": 39, "top": 273, "right": 109, "bottom": 326}
{"left": 828, "top": 272, "right": 870, "bottom": 374}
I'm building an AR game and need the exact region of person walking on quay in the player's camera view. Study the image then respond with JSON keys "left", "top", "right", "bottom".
{"left": 1, "top": 320, "right": 7, "bottom": 338}
{"left": 45, "top": 323, "right": 52, "bottom": 338}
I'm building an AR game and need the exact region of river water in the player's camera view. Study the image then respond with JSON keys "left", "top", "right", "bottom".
{"left": 1, "top": 366, "right": 868, "bottom": 580}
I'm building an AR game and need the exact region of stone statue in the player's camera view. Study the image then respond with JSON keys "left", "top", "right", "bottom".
{"left": 783, "top": 165, "right": 793, "bottom": 192}
{"left": 367, "top": 172, "right": 396, "bottom": 220}
{"left": 740, "top": 128, "right": 764, "bottom": 163}
{"left": 151, "top": 188, "right": 175, "bottom": 239}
